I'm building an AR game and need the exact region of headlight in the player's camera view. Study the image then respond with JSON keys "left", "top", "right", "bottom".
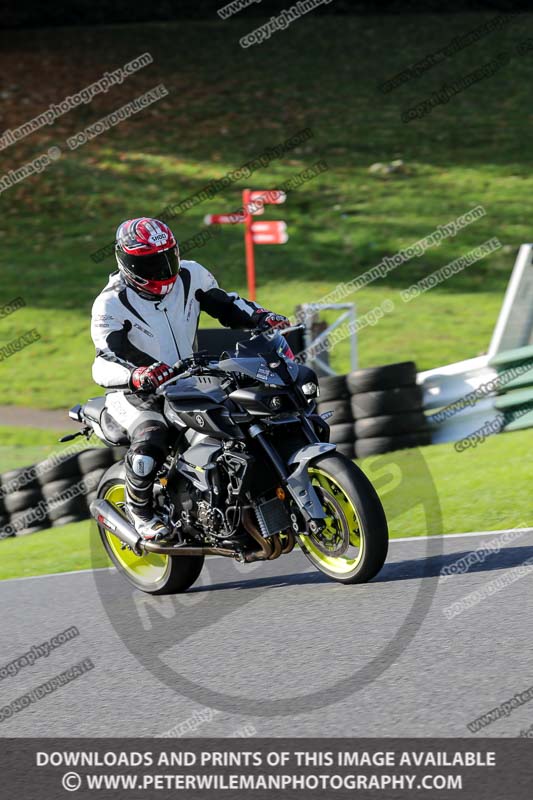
{"left": 301, "top": 382, "right": 319, "bottom": 398}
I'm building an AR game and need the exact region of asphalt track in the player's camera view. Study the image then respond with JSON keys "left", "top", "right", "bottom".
{"left": 0, "top": 406, "right": 76, "bottom": 430}
{"left": 1, "top": 528, "right": 532, "bottom": 738}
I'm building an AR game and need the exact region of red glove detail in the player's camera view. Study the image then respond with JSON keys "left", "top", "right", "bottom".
{"left": 255, "top": 311, "right": 291, "bottom": 330}
{"left": 131, "top": 362, "right": 176, "bottom": 391}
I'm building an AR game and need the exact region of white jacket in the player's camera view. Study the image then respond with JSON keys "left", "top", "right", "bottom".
{"left": 91, "top": 260, "right": 262, "bottom": 389}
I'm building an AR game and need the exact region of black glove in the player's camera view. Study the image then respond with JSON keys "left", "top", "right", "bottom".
{"left": 252, "top": 310, "right": 291, "bottom": 331}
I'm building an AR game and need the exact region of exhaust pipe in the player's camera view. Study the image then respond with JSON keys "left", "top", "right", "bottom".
{"left": 280, "top": 530, "right": 296, "bottom": 555}
{"left": 90, "top": 499, "right": 239, "bottom": 559}
{"left": 242, "top": 506, "right": 273, "bottom": 561}
{"left": 90, "top": 499, "right": 143, "bottom": 554}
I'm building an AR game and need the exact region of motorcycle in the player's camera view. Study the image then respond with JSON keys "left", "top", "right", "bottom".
{"left": 67, "top": 325, "right": 388, "bottom": 594}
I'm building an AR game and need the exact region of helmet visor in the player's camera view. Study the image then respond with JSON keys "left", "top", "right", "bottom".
{"left": 121, "top": 247, "right": 180, "bottom": 282}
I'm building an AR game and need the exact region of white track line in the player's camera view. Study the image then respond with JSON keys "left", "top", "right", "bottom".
{"left": 390, "top": 527, "right": 532, "bottom": 544}
{"left": 1, "top": 527, "right": 532, "bottom": 584}
{"left": 0, "top": 566, "right": 115, "bottom": 584}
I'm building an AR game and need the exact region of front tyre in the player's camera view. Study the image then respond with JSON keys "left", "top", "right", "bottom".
{"left": 296, "top": 453, "right": 388, "bottom": 584}
{"left": 97, "top": 466, "right": 204, "bottom": 595}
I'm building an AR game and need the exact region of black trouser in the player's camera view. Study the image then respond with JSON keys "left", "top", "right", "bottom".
{"left": 105, "top": 392, "right": 169, "bottom": 517}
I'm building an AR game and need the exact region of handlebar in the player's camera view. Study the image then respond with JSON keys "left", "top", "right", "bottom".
{"left": 249, "top": 322, "right": 304, "bottom": 338}
{"left": 279, "top": 324, "right": 305, "bottom": 336}
{"left": 154, "top": 353, "right": 222, "bottom": 394}
{"left": 141, "top": 326, "right": 306, "bottom": 395}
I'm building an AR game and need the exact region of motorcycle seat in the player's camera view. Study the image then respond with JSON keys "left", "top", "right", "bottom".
{"left": 100, "top": 411, "right": 129, "bottom": 446}
{"left": 83, "top": 396, "right": 106, "bottom": 424}
{"left": 82, "top": 397, "right": 129, "bottom": 446}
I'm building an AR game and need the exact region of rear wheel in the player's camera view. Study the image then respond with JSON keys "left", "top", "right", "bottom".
{"left": 97, "top": 474, "right": 204, "bottom": 595}
{"left": 296, "top": 453, "right": 388, "bottom": 584}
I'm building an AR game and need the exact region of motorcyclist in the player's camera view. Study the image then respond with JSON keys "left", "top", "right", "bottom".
{"left": 91, "top": 217, "right": 290, "bottom": 541}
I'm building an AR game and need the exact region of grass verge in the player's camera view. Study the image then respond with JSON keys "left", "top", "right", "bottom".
{"left": 1, "top": 15, "right": 533, "bottom": 406}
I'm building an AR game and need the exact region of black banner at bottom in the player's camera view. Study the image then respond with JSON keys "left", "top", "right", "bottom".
{"left": 1, "top": 738, "right": 531, "bottom": 799}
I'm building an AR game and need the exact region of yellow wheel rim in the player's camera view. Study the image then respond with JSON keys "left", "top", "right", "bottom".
{"left": 103, "top": 483, "right": 171, "bottom": 585}
{"left": 297, "top": 468, "right": 364, "bottom": 575}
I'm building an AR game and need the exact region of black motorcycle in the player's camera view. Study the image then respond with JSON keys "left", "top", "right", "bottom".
{"left": 69, "top": 326, "right": 388, "bottom": 594}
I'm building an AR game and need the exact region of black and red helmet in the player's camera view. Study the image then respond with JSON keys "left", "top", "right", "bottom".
{"left": 115, "top": 218, "right": 180, "bottom": 299}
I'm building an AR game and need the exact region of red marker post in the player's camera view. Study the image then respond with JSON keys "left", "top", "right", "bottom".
{"left": 205, "top": 189, "right": 287, "bottom": 301}
{"left": 251, "top": 221, "right": 288, "bottom": 245}
{"left": 203, "top": 213, "right": 245, "bottom": 225}
{"left": 243, "top": 189, "right": 256, "bottom": 301}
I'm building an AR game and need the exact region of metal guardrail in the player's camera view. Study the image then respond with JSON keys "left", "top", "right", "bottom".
{"left": 300, "top": 303, "right": 357, "bottom": 377}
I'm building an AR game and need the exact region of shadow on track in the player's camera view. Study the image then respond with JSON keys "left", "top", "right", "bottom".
{"left": 188, "top": 545, "right": 533, "bottom": 592}
{"left": 373, "top": 544, "right": 533, "bottom": 583}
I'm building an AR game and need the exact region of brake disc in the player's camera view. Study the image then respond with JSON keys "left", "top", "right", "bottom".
{"left": 308, "top": 487, "right": 350, "bottom": 557}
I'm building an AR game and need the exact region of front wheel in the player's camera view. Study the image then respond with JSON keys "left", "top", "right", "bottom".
{"left": 96, "top": 465, "right": 204, "bottom": 595}
{"left": 296, "top": 453, "right": 388, "bottom": 584}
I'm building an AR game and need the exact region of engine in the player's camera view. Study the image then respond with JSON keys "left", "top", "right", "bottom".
{"left": 195, "top": 501, "right": 228, "bottom": 537}
{"left": 170, "top": 461, "right": 243, "bottom": 543}
{"left": 167, "top": 447, "right": 296, "bottom": 561}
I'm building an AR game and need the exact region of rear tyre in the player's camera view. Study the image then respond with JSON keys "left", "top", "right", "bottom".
{"left": 296, "top": 452, "right": 388, "bottom": 584}
{"left": 96, "top": 467, "right": 204, "bottom": 595}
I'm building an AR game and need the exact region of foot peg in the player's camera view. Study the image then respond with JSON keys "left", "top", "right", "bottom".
{"left": 125, "top": 507, "right": 171, "bottom": 541}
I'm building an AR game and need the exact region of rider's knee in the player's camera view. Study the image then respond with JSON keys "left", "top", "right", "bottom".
{"left": 127, "top": 420, "right": 169, "bottom": 478}
{"left": 126, "top": 450, "right": 158, "bottom": 479}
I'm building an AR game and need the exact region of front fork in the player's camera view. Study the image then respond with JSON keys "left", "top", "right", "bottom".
{"left": 248, "top": 422, "right": 336, "bottom": 532}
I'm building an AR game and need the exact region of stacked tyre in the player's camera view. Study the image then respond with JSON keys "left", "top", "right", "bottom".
{"left": 0, "top": 486, "right": 14, "bottom": 540}
{"left": 0, "top": 466, "right": 49, "bottom": 538}
{"left": 317, "top": 375, "right": 356, "bottom": 459}
{"left": 0, "top": 446, "right": 125, "bottom": 538}
{"left": 348, "top": 362, "right": 431, "bottom": 458}
{"left": 40, "top": 447, "right": 126, "bottom": 529}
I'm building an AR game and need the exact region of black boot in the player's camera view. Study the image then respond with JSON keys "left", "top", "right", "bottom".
{"left": 125, "top": 448, "right": 169, "bottom": 541}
